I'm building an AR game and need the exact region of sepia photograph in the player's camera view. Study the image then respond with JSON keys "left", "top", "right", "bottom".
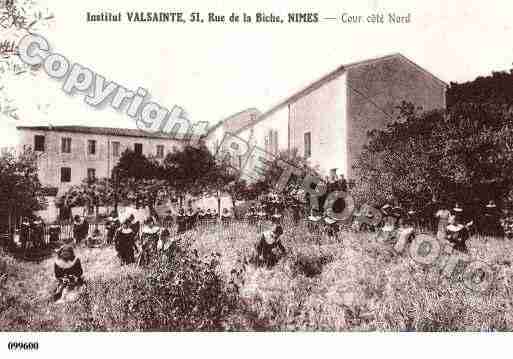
{"left": 1, "top": 0, "right": 513, "bottom": 355}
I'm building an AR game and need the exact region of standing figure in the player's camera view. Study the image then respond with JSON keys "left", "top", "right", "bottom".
{"left": 185, "top": 207, "right": 197, "bottom": 230}
{"left": 381, "top": 202, "right": 396, "bottom": 233}
{"left": 221, "top": 208, "right": 232, "bottom": 225}
{"left": 391, "top": 202, "right": 404, "bottom": 227}
{"left": 49, "top": 223, "right": 61, "bottom": 243}
{"left": 73, "top": 215, "right": 89, "bottom": 245}
{"left": 324, "top": 215, "right": 339, "bottom": 238}
{"left": 271, "top": 207, "right": 282, "bottom": 224}
{"left": 483, "top": 200, "right": 500, "bottom": 237}
{"left": 176, "top": 208, "right": 187, "bottom": 234}
{"left": 105, "top": 216, "right": 120, "bottom": 245}
{"left": 435, "top": 203, "right": 451, "bottom": 241}
{"left": 246, "top": 205, "right": 257, "bottom": 224}
{"left": 32, "top": 216, "right": 45, "bottom": 249}
{"left": 447, "top": 214, "right": 471, "bottom": 253}
{"left": 307, "top": 207, "right": 323, "bottom": 233}
{"left": 255, "top": 225, "right": 286, "bottom": 268}
{"left": 19, "top": 217, "right": 31, "bottom": 250}
{"left": 114, "top": 220, "right": 138, "bottom": 265}
{"left": 138, "top": 217, "right": 161, "bottom": 266}
{"left": 291, "top": 200, "right": 302, "bottom": 225}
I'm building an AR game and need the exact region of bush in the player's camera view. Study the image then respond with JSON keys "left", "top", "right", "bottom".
{"left": 77, "top": 245, "right": 240, "bottom": 331}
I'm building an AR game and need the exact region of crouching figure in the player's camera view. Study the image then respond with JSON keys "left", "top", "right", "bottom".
{"left": 255, "top": 225, "right": 286, "bottom": 268}
{"left": 53, "top": 245, "right": 84, "bottom": 302}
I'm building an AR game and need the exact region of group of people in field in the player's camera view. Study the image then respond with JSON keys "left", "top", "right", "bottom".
{"left": 46, "top": 176, "right": 509, "bottom": 302}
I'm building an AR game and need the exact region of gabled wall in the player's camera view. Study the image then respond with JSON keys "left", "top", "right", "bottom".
{"left": 346, "top": 55, "right": 446, "bottom": 178}
{"left": 288, "top": 73, "right": 347, "bottom": 177}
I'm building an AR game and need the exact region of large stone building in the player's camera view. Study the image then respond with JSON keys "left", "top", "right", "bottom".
{"left": 17, "top": 125, "right": 184, "bottom": 194}
{"left": 220, "top": 53, "right": 447, "bottom": 180}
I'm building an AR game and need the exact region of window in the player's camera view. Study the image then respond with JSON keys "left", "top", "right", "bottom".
{"left": 88, "top": 140, "right": 96, "bottom": 155}
{"left": 112, "top": 141, "right": 120, "bottom": 157}
{"left": 134, "top": 143, "right": 143, "bottom": 155}
{"left": 156, "top": 145, "right": 164, "bottom": 158}
{"left": 60, "top": 167, "right": 71, "bottom": 183}
{"left": 34, "top": 135, "right": 45, "bottom": 152}
{"left": 61, "top": 137, "right": 72, "bottom": 153}
{"left": 304, "top": 132, "right": 311, "bottom": 158}
{"left": 87, "top": 168, "right": 96, "bottom": 183}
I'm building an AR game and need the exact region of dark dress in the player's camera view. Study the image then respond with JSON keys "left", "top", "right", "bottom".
{"left": 115, "top": 228, "right": 137, "bottom": 264}
{"left": 256, "top": 232, "right": 286, "bottom": 268}
{"left": 54, "top": 257, "right": 84, "bottom": 300}
{"left": 483, "top": 205, "right": 500, "bottom": 236}
{"left": 19, "top": 221, "right": 31, "bottom": 249}
{"left": 32, "top": 219, "right": 45, "bottom": 248}
{"left": 176, "top": 214, "right": 187, "bottom": 234}
{"left": 55, "top": 257, "right": 83, "bottom": 281}
{"left": 447, "top": 224, "right": 470, "bottom": 253}
{"left": 73, "top": 219, "right": 89, "bottom": 244}
{"left": 139, "top": 226, "right": 160, "bottom": 266}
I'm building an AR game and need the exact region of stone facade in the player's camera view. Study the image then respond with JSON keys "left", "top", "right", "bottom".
{"left": 17, "top": 126, "right": 183, "bottom": 195}
{"left": 229, "top": 53, "right": 447, "bottom": 180}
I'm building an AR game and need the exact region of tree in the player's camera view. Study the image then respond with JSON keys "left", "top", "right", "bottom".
{"left": 162, "top": 144, "right": 217, "bottom": 206}
{"left": 110, "top": 149, "right": 167, "bottom": 211}
{"left": 251, "top": 148, "right": 316, "bottom": 198}
{"left": 0, "top": 0, "right": 54, "bottom": 121}
{"left": 0, "top": 148, "right": 44, "bottom": 236}
{"left": 352, "top": 102, "right": 513, "bottom": 211}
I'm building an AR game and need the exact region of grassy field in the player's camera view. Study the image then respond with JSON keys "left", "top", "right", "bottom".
{"left": 2, "top": 219, "right": 513, "bottom": 331}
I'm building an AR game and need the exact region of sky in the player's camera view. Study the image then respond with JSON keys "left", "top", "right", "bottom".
{"left": 2, "top": 0, "right": 513, "bottom": 145}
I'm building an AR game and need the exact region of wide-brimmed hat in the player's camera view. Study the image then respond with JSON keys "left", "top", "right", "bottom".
{"left": 453, "top": 203, "right": 463, "bottom": 212}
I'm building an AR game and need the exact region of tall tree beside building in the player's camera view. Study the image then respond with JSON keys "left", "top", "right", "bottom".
{"left": 0, "top": 148, "right": 44, "bottom": 235}
{"left": 352, "top": 102, "right": 513, "bottom": 209}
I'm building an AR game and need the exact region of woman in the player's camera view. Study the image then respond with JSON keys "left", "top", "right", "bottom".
{"left": 19, "top": 217, "right": 31, "bottom": 250}
{"left": 221, "top": 208, "right": 232, "bottom": 225}
{"left": 256, "top": 225, "right": 286, "bottom": 268}
{"left": 53, "top": 245, "right": 84, "bottom": 301}
{"left": 176, "top": 208, "right": 187, "bottom": 234}
{"left": 483, "top": 200, "right": 500, "bottom": 236}
{"left": 435, "top": 203, "right": 451, "bottom": 241}
{"left": 73, "top": 215, "right": 89, "bottom": 245}
{"left": 447, "top": 214, "right": 471, "bottom": 253}
{"left": 138, "top": 217, "right": 160, "bottom": 266}
{"left": 32, "top": 216, "right": 45, "bottom": 249}
{"left": 114, "top": 220, "right": 138, "bottom": 265}
{"left": 308, "top": 207, "right": 323, "bottom": 232}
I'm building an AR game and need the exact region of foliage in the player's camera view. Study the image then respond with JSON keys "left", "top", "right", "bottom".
{"left": 162, "top": 144, "right": 218, "bottom": 198}
{"left": 0, "top": 0, "right": 54, "bottom": 121}
{"left": 352, "top": 102, "right": 513, "bottom": 209}
{"left": 447, "top": 69, "right": 513, "bottom": 108}
{"left": 249, "top": 148, "right": 316, "bottom": 199}
{"left": 0, "top": 148, "right": 44, "bottom": 221}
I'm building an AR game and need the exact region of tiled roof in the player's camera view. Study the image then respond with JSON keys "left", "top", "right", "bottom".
{"left": 16, "top": 125, "right": 193, "bottom": 140}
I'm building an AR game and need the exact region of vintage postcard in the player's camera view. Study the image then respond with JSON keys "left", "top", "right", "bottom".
{"left": 0, "top": 0, "right": 512, "bottom": 356}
